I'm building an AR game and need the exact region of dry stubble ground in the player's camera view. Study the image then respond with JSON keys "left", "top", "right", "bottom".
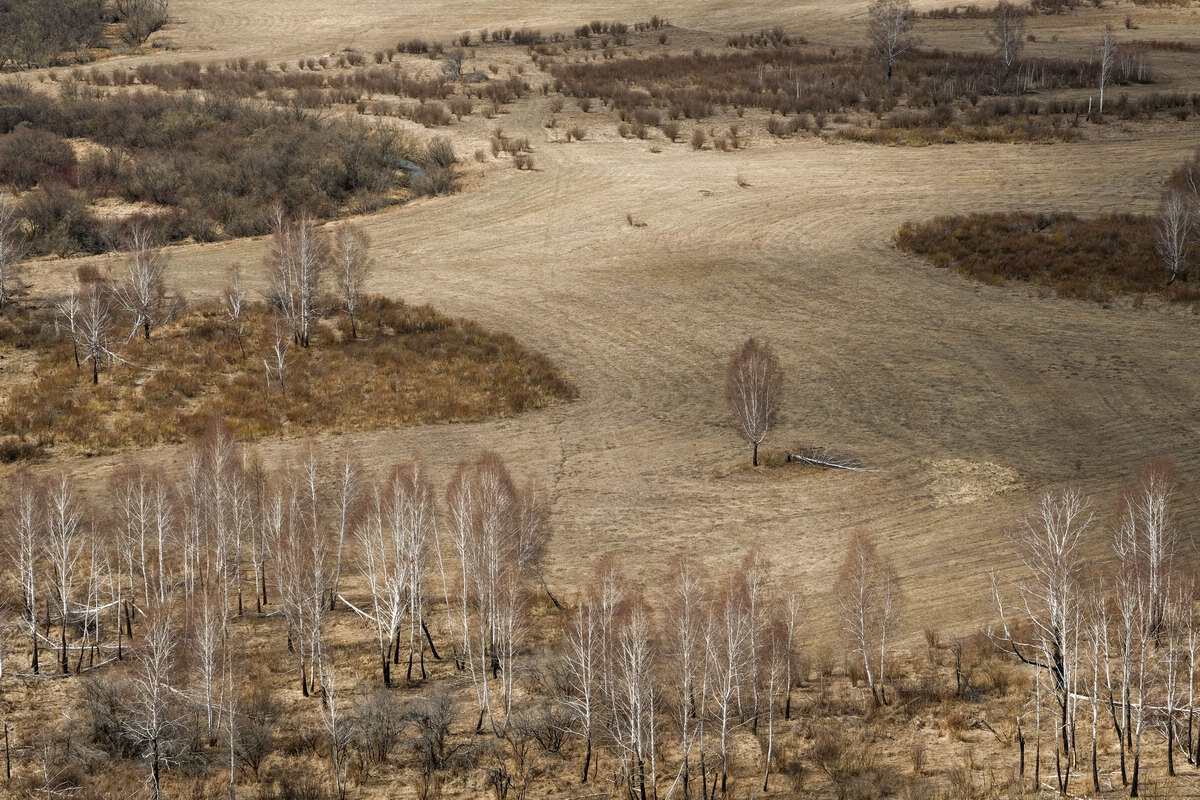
{"left": 10, "top": 1, "right": 1200, "bottom": 650}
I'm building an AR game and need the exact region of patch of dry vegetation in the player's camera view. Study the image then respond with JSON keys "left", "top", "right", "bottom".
{"left": 543, "top": 41, "right": 1158, "bottom": 145}
{"left": 895, "top": 211, "right": 1200, "bottom": 304}
{"left": 0, "top": 295, "right": 575, "bottom": 458}
{"left": 0, "top": 80, "right": 449, "bottom": 255}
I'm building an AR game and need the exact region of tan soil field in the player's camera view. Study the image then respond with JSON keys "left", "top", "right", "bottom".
{"left": 11, "top": 0, "right": 1200, "bottom": 652}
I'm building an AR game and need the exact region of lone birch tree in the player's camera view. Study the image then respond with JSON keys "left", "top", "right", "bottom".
{"left": 1156, "top": 189, "right": 1193, "bottom": 285}
{"left": 867, "top": 0, "right": 916, "bottom": 81}
{"left": 726, "top": 337, "right": 783, "bottom": 467}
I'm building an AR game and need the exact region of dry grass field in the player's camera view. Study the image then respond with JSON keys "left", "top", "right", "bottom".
{"left": 7, "top": 0, "right": 1200, "bottom": 797}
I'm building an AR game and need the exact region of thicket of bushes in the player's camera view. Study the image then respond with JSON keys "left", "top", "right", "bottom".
{"left": 0, "top": 294, "right": 576, "bottom": 456}
{"left": 0, "top": 82, "right": 446, "bottom": 254}
{"left": 0, "top": 0, "right": 107, "bottom": 70}
{"left": 895, "top": 211, "right": 1200, "bottom": 304}
{"left": 547, "top": 44, "right": 1151, "bottom": 136}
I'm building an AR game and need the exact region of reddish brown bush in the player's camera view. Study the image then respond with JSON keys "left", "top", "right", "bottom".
{"left": 895, "top": 211, "right": 1200, "bottom": 304}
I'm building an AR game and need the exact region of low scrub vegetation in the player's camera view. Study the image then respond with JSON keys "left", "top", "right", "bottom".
{"left": 895, "top": 211, "right": 1200, "bottom": 304}
{"left": 0, "top": 295, "right": 575, "bottom": 456}
{"left": 548, "top": 43, "right": 1150, "bottom": 129}
{"left": 0, "top": 82, "right": 450, "bottom": 254}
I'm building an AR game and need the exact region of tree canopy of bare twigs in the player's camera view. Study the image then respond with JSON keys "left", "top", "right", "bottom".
{"left": 838, "top": 530, "right": 901, "bottom": 707}
{"left": 725, "top": 337, "right": 783, "bottom": 467}
{"left": 867, "top": 0, "right": 917, "bottom": 81}
{"left": 115, "top": 0, "right": 169, "bottom": 48}
{"left": 334, "top": 223, "right": 372, "bottom": 339}
{"left": 0, "top": 193, "right": 28, "bottom": 308}
{"left": 1156, "top": 188, "right": 1193, "bottom": 285}
{"left": 265, "top": 212, "right": 330, "bottom": 348}
{"left": 989, "top": 0, "right": 1026, "bottom": 75}
{"left": 111, "top": 221, "right": 182, "bottom": 341}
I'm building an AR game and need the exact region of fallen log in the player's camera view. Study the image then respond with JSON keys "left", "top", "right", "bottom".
{"left": 787, "top": 446, "right": 878, "bottom": 472}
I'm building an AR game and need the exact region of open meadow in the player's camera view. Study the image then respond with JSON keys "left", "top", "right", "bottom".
{"left": 5, "top": 0, "right": 1200, "bottom": 797}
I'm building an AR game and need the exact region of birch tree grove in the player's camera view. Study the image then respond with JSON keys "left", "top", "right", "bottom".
{"left": 265, "top": 212, "right": 331, "bottom": 348}
{"left": 358, "top": 461, "right": 433, "bottom": 687}
{"left": 991, "top": 488, "right": 1090, "bottom": 794}
{"left": 838, "top": 531, "right": 901, "bottom": 707}
{"left": 445, "top": 452, "right": 546, "bottom": 732}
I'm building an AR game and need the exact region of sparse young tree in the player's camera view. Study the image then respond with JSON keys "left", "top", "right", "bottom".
{"left": 44, "top": 472, "right": 85, "bottom": 674}
{"left": 223, "top": 264, "right": 249, "bottom": 357}
{"left": 0, "top": 194, "right": 28, "bottom": 309}
{"left": 7, "top": 471, "right": 42, "bottom": 673}
{"left": 1099, "top": 27, "right": 1117, "bottom": 118}
{"left": 725, "top": 338, "right": 783, "bottom": 467}
{"left": 1156, "top": 189, "right": 1193, "bottom": 285}
{"left": 111, "top": 221, "right": 181, "bottom": 341}
{"left": 333, "top": 223, "right": 371, "bottom": 339}
{"left": 64, "top": 282, "right": 117, "bottom": 384}
{"left": 265, "top": 213, "right": 330, "bottom": 348}
{"left": 989, "top": 0, "right": 1026, "bottom": 74}
{"left": 127, "top": 601, "right": 183, "bottom": 800}
{"left": 838, "top": 530, "right": 901, "bottom": 707}
{"left": 264, "top": 323, "right": 293, "bottom": 397}
{"left": 867, "top": 0, "right": 917, "bottom": 80}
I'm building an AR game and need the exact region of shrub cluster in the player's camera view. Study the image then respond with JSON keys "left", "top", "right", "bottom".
{"left": 0, "top": 0, "right": 106, "bottom": 69}
{"left": 895, "top": 212, "right": 1200, "bottom": 304}
{"left": 549, "top": 45, "right": 1149, "bottom": 127}
{"left": 0, "top": 295, "right": 576, "bottom": 456}
{"left": 0, "top": 83, "right": 436, "bottom": 254}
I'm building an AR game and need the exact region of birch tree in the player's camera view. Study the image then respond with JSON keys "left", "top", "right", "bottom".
{"left": 74, "top": 282, "right": 117, "bottom": 384}
{"left": 838, "top": 531, "right": 901, "bottom": 707}
{"left": 223, "top": 264, "right": 248, "bottom": 358}
{"left": 333, "top": 223, "right": 372, "bottom": 339}
{"left": 0, "top": 193, "right": 27, "bottom": 308}
{"left": 867, "top": 0, "right": 916, "bottom": 80}
{"left": 725, "top": 337, "right": 783, "bottom": 467}
{"left": 111, "top": 221, "right": 181, "bottom": 341}
{"left": 561, "top": 593, "right": 602, "bottom": 783}
{"left": 989, "top": 0, "right": 1026, "bottom": 76}
{"left": 991, "top": 488, "right": 1091, "bottom": 794}
{"left": 1157, "top": 189, "right": 1193, "bottom": 285}
{"left": 7, "top": 471, "right": 42, "bottom": 673}
{"left": 265, "top": 212, "right": 330, "bottom": 348}
{"left": 127, "top": 601, "right": 183, "bottom": 800}
{"left": 1099, "top": 27, "right": 1116, "bottom": 118}
{"left": 44, "top": 471, "right": 85, "bottom": 674}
